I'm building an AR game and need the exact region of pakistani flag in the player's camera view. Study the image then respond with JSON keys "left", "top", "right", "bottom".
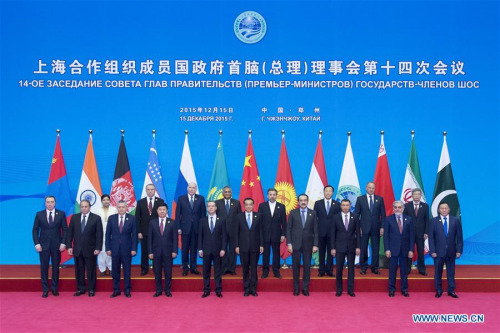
{"left": 207, "top": 135, "right": 230, "bottom": 201}
{"left": 431, "top": 133, "right": 461, "bottom": 219}
{"left": 400, "top": 133, "right": 426, "bottom": 203}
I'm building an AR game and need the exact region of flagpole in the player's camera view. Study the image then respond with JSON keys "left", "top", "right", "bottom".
{"left": 319, "top": 129, "right": 322, "bottom": 139}
{"left": 152, "top": 129, "right": 155, "bottom": 138}
{"left": 411, "top": 129, "right": 415, "bottom": 140}
{"left": 56, "top": 129, "right": 60, "bottom": 136}
{"left": 281, "top": 129, "right": 289, "bottom": 269}
{"left": 281, "top": 129, "right": 285, "bottom": 139}
{"left": 248, "top": 129, "right": 252, "bottom": 138}
{"left": 121, "top": 129, "right": 124, "bottom": 137}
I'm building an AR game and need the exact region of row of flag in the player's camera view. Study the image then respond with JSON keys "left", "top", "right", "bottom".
{"left": 45, "top": 130, "right": 460, "bottom": 264}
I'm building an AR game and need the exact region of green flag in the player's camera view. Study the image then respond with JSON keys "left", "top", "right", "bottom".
{"left": 400, "top": 135, "right": 426, "bottom": 203}
{"left": 207, "top": 136, "right": 230, "bottom": 201}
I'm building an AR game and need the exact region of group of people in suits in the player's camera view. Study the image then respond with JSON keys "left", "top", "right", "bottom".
{"left": 32, "top": 181, "right": 463, "bottom": 299}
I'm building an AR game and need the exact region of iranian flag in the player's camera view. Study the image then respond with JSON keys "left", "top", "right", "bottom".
{"left": 110, "top": 131, "right": 137, "bottom": 214}
{"left": 75, "top": 131, "right": 103, "bottom": 214}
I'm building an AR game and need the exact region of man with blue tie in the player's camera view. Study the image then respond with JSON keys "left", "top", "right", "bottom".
{"left": 148, "top": 203, "right": 177, "bottom": 297}
{"left": 106, "top": 200, "right": 138, "bottom": 298}
{"left": 428, "top": 202, "right": 463, "bottom": 298}
{"left": 175, "top": 182, "right": 206, "bottom": 276}
{"left": 32, "top": 196, "right": 68, "bottom": 298}
{"left": 384, "top": 200, "right": 414, "bottom": 297}
{"left": 287, "top": 194, "right": 319, "bottom": 296}
{"left": 199, "top": 201, "right": 227, "bottom": 298}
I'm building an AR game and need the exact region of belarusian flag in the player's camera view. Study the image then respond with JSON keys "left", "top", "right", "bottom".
{"left": 207, "top": 133, "right": 230, "bottom": 201}
{"left": 239, "top": 131, "right": 265, "bottom": 210}
{"left": 336, "top": 132, "right": 361, "bottom": 210}
{"left": 431, "top": 132, "right": 461, "bottom": 219}
{"left": 275, "top": 131, "right": 297, "bottom": 260}
{"left": 110, "top": 131, "right": 137, "bottom": 214}
{"left": 75, "top": 132, "right": 103, "bottom": 214}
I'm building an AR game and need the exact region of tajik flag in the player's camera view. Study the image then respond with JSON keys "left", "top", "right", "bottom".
{"left": 207, "top": 135, "right": 230, "bottom": 202}
{"left": 305, "top": 132, "right": 328, "bottom": 209}
{"left": 374, "top": 132, "right": 395, "bottom": 257}
{"left": 110, "top": 133, "right": 137, "bottom": 214}
{"left": 275, "top": 132, "right": 298, "bottom": 260}
{"left": 141, "top": 133, "right": 167, "bottom": 200}
{"left": 239, "top": 132, "right": 265, "bottom": 209}
{"left": 431, "top": 133, "right": 461, "bottom": 219}
{"left": 75, "top": 133, "right": 103, "bottom": 214}
{"left": 336, "top": 133, "right": 361, "bottom": 210}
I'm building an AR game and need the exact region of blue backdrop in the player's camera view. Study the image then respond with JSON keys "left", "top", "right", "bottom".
{"left": 1, "top": 0, "right": 499, "bottom": 264}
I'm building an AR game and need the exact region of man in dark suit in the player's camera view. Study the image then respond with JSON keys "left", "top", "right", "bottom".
{"left": 198, "top": 201, "right": 227, "bottom": 298}
{"left": 258, "top": 188, "right": 286, "bottom": 279}
{"left": 175, "top": 182, "right": 206, "bottom": 276}
{"left": 403, "top": 188, "right": 430, "bottom": 275}
{"left": 67, "top": 200, "right": 103, "bottom": 297}
{"left": 383, "top": 200, "right": 414, "bottom": 297}
{"left": 331, "top": 199, "right": 360, "bottom": 297}
{"left": 355, "top": 181, "right": 386, "bottom": 275}
{"left": 215, "top": 186, "right": 240, "bottom": 276}
{"left": 32, "top": 196, "right": 68, "bottom": 298}
{"left": 136, "top": 184, "right": 166, "bottom": 275}
{"left": 428, "top": 202, "right": 463, "bottom": 298}
{"left": 148, "top": 203, "right": 177, "bottom": 297}
{"left": 235, "top": 198, "right": 263, "bottom": 297}
{"left": 286, "top": 194, "right": 319, "bottom": 296}
{"left": 314, "top": 185, "right": 341, "bottom": 277}
{"left": 106, "top": 200, "right": 138, "bottom": 298}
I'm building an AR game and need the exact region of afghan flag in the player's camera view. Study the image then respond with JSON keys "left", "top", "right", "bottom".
{"left": 431, "top": 133, "right": 461, "bottom": 219}
{"left": 207, "top": 134, "right": 230, "bottom": 202}
{"left": 275, "top": 132, "right": 297, "bottom": 260}
{"left": 239, "top": 132, "right": 265, "bottom": 210}
{"left": 46, "top": 131, "right": 74, "bottom": 264}
{"left": 110, "top": 133, "right": 137, "bottom": 214}
{"left": 75, "top": 132, "right": 103, "bottom": 214}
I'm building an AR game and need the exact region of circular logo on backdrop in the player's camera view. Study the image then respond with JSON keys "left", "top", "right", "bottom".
{"left": 234, "top": 11, "right": 267, "bottom": 44}
{"left": 80, "top": 190, "right": 97, "bottom": 206}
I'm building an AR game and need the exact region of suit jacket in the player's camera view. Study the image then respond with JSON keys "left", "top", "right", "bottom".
{"left": 354, "top": 194, "right": 386, "bottom": 233}
{"left": 383, "top": 214, "right": 415, "bottom": 257}
{"left": 331, "top": 212, "right": 361, "bottom": 253}
{"left": 147, "top": 217, "right": 178, "bottom": 257}
{"left": 136, "top": 196, "right": 166, "bottom": 235}
{"left": 314, "top": 199, "right": 341, "bottom": 237}
{"left": 67, "top": 212, "right": 103, "bottom": 257}
{"left": 105, "top": 214, "right": 138, "bottom": 257}
{"left": 403, "top": 201, "right": 430, "bottom": 237}
{"left": 258, "top": 201, "right": 286, "bottom": 242}
{"left": 32, "top": 209, "right": 68, "bottom": 249}
{"left": 286, "top": 208, "right": 319, "bottom": 251}
{"left": 215, "top": 198, "right": 241, "bottom": 237}
{"left": 235, "top": 212, "right": 263, "bottom": 252}
{"left": 175, "top": 194, "right": 206, "bottom": 235}
{"left": 198, "top": 215, "right": 227, "bottom": 255}
{"left": 428, "top": 215, "right": 463, "bottom": 258}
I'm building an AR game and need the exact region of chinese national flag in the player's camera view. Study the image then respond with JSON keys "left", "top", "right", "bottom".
{"left": 239, "top": 133, "right": 265, "bottom": 210}
{"left": 274, "top": 133, "right": 298, "bottom": 259}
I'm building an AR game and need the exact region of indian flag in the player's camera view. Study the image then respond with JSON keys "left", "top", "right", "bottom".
{"left": 75, "top": 132, "right": 103, "bottom": 214}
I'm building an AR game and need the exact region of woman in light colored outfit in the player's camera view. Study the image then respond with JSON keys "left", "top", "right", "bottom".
{"left": 97, "top": 194, "right": 117, "bottom": 276}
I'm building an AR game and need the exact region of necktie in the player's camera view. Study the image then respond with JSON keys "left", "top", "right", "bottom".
{"left": 247, "top": 214, "right": 252, "bottom": 229}
{"left": 443, "top": 217, "right": 448, "bottom": 237}
{"left": 414, "top": 204, "right": 419, "bottom": 216}
{"left": 344, "top": 214, "right": 349, "bottom": 230}
{"left": 301, "top": 210, "right": 306, "bottom": 228}
{"left": 81, "top": 215, "right": 87, "bottom": 232}
{"left": 160, "top": 219, "right": 164, "bottom": 236}
{"left": 119, "top": 216, "right": 124, "bottom": 233}
{"left": 369, "top": 196, "right": 374, "bottom": 213}
{"left": 225, "top": 200, "right": 230, "bottom": 214}
{"left": 190, "top": 196, "right": 194, "bottom": 209}
{"left": 148, "top": 198, "right": 153, "bottom": 215}
{"left": 48, "top": 211, "right": 53, "bottom": 225}
{"left": 210, "top": 217, "right": 214, "bottom": 233}
{"left": 326, "top": 200, "right": 330, "bottom": 215}
{"left": 397, "top": 215, "right": 403, "bottom": 234}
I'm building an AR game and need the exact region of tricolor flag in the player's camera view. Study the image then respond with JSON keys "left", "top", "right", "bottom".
{"left": 239, "top": 131, "right": 265, "bottom": 209}
{"left": 75, "top": 132, "right": 102, "bottom": 214}
{"left": 45, "top": 131, "right": 74, "bottom": 264}
{"left": 140, "top": 132, "right": 167, "bottom": 201}
{"left": 207, "top": 133, "right": 230, "bottom": 202}
{"left": 275, "top": 131, "right": 297, "bottom": 260}
{"left": 110, "top": 132, "right": 137, "bottom": 214}
{"left": 336, "top": 132, "right": 361, "bottom": 210}
{"left": 431, "top": 132, "right": 461, "bottom": 219}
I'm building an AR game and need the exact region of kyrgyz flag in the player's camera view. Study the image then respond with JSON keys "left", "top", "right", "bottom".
{"left": 275, "top": 132, "right": 298, "bottom": 259}
{"left": 75, "top": 132, "right": 103, "bottom": 214}
{"left": 110, "top": 132, "right": 137, "bottom": 214}
{"left": 239, "top": 132, "right": 265, "bottom": 209}
{"left": 207, "top": 133, "right": 230, "bottom": 202}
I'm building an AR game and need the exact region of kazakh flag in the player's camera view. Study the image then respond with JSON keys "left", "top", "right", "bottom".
{"left": 207, "top": 134, "right": 230, "bottom": 201}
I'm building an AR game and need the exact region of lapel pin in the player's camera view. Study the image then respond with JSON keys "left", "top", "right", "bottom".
{"left": 375, "top": 200, "right": 378, "bottom": 202}
{"left": 217, "top": 217, "right": 220, "bottom": 220}
{"left": 231, "top": 203, "right": 233, "bottom": 206}
{"left": 351, "top": 216, "right": 353, "bottom": 219}
{"left": 404, "top": 218, "right": 407, "bottom": 221}
{"left": 277, "top": 206, "right": 280, "bottom": 209}
{"left": 126, "top": 218, "right": 129, "bottom": 220}
{"left": 254, "top": 215, "right": 257, "bottom": 218}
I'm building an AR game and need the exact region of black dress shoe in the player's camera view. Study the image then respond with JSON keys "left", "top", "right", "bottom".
{"left": 293, "top": 290, "right": 300, "bottom": 296}
{"left": 140, "top": 270, "right": 148, "bottom": 276}
{"left": 42, "top": 291, "right": 49, "bottom": 298}
{"left": 110, "top": 292, "right": 121, "bottom": 298}
{"left": 318, "top": 272, "right": 325, "bottom": 277}
{"left": 230, "top": 271, "right": 237, "bottom": 276}
{"left": 274, "top": 273, "right": 282, "bottom": 279}
{"left": 88, "top": 291, "right": 95, "bottom": 297}
{"left": 348, "top": 291, "right": 356, "bottom": 297}
{"left": 360, "top": 269, "right": 366, "bottom": 275}
{"left": 202, "top": 292, "right": 210, "bottom": 298}
{"left": 191, "top": 270, "right": 201, "bottom": 275}
{"left": 252, "top": 291, "right": 258, "bottom": 297}
{"left": 419, "top": 271, "right": 428, "bottom": 276}
{"left": 182, "top": 270, "right": 189, "bottom": 276}
{"left": 389, "top": 291, "right": 395, "bottom": 297}
{"left": 448, "top": 292, "right": 458, "bottom": 298}
{"left": 153, "top": 292, "right": 162, "bottom": 297}
{"left": 435, "top": 291, "right": 442, "bottom": 298}
{"left": 223, "top": 271, "right": 231, "bottom": 275}
{"left": 372, "top": 269, "right": 381, "bottom": 275}
{"left": 302, "top": 290, "right": 309, "bottom": 296}
{"left": 336, "top": 291, "right": 342, "bottom": 297}
{"left": 99, "top": 272, "right": 106, "bottom": 277}
{"left": 125, "top": 292, "right": 131, "bottom": 298}
{"left": 402, "top": 291, "right": 410, "bottom": 297}
{"left": 261, "top": 273, "right": 268, "bottom": 279}
{"left": 244, "top": 292, "right": 250, "bottom": 297}
{"left": 216, "top": 292, "right": 223, "bottom": 298}
{"left": 73, "top": 290, "right": 85, "bottom": 296}
{"left": 326, "top": 272, "right": 334, "bottom": 277}
{"left": 51, "top": 291, "right": 59, "bottom": 296}
{"left": 165, "top": 292, "right": 172, "bottom": 297}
